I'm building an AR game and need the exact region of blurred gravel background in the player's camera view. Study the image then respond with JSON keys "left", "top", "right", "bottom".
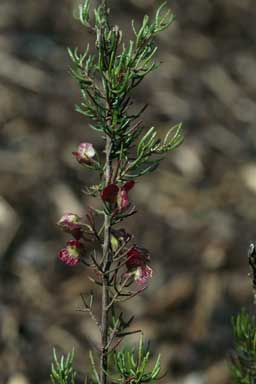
{"left": 1, "top": 0, "right": 256, "bottom": 383}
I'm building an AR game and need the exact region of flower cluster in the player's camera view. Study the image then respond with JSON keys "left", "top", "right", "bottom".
{"left": 56, "top": 143, "right": 97, "bottom": 266}
{"left": 56, "top": 146, "right": 152, "bottom": 283}
{"left": 57, "top": 210, "right": 85, "bottom": 266}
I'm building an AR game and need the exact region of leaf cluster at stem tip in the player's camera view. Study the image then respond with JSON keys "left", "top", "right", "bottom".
{"left": 50, "top": 348, "right": 76, "bottom": 384}
{"left": 230, "top": 310, "right": 256, "bottom": 383}
{"left": 112, "top": 335, "right": 162, "bottom": 384}
{"left": 68, "top": 0, "right": 183, "bottom": 181}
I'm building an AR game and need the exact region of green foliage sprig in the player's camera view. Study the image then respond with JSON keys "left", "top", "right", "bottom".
{"left": 50, "top": 349, "right": 77, "bottom": 384}
{"left": 230, "top": 243, "right": 256, "bottom": 383}
{"left": 113, "top": 336, "right": 161, "bottom": 384}
{"left": 68, "top": 0, "right": 182, "bottom": 180}
{"left": 230, "top": 310, "right": 256, "bottom": 383}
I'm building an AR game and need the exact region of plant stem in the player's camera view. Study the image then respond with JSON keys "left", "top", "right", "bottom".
{"left": 101, "top": 135, "right": 112, "bottom": 384}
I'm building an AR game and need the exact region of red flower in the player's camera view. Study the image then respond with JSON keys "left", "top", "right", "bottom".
{"left": 126, "top": 246, "right": 152, "bottom": 285}
{"left": 57, "top": 213, "right": 82, "bottom": 239}
{"left": 101, "top": 181, "right": 135, "bottom": 210}
{"left": 72, "top": 143, "right": 95, "bottom": 164}
{"left": 58, "top": 240, "right": 83, "bottom": 266}
{"left": 101, "top": 184, "right": 119, "bottom": 204}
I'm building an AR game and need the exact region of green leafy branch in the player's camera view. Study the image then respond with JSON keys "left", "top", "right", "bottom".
{"left": 112, "top": 336, "right": 161, "bottom": 384}
{"left": 68, "top": 0, "right": 181, "bottom": 175}
{"left": 230, "top": 310, "right": 256, "bottom": 383}
{"left": 121, "top": 123, "right": 183, "bottom": 179}
{"left": 50, "top": 349, "right": 77, "bottom": 384}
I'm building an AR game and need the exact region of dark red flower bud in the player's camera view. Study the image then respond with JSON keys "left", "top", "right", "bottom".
{"left": 101, "top": 184, "right": 119, "bottom": 203}
{"left": 122, "top": 180, "right": 135, "bottom": 192}
{"left": 101, "top": 181, "right": 135, "bottom": 211}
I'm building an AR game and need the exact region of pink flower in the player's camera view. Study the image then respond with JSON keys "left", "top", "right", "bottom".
{"left": 133, "top": 265, "right": 153, "bottom": 285}
{"left": 126, "top": 246, "right": 152, "bottom": 285}
{"left": 72, "top": 143, "right": 95, "bottom": 164}
{"left": 57, "top": 213, "right": 82, "bottom": 239}
{"left": 101, "top": 181, "right": 135, "bottom": 210}
{"left": 58, "top": 240, "right": 83, "bottom": 266}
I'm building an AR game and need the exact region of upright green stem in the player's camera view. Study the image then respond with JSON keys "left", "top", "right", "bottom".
{"left": 100, "top": 2, "right": 111, "bottom": 377}
{"left": 101, "top": 135, "right": 112, "bottom": 384}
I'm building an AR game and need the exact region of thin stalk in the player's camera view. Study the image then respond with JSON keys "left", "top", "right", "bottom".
{"left": 100, "top": 134, "right": 112, "bottom": 384}
{"left": 100, "top": 3, "right": 112, "bottom": 379}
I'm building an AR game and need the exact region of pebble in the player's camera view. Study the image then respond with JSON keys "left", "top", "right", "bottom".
{"left": 6, "top": 374, "right": 30, "bottom": 384}
{"left": 0, "top": 196, "right": 20, "bottom": 257}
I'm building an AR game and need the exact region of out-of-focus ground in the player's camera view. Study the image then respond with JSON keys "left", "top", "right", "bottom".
{"left": 1, "top": 0, "right": 256, "bottom": 383}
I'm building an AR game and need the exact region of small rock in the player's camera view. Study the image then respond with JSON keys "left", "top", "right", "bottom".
{"left": 50, "top": 183, "right": 84, "bottom": 216}
{"left": 188, "top": 274, "right": 222, "bottom": 340}
{"left": 203, "top": 124, "right": 243, "bottom": 156}
{"left": 130, "top": 0, "right": 154, "bottom": 9}
{"left": 205, "top": 360, "right": 230, "bottom": 384}
{"left": 149, "top": 275, "right": 194, "bottom": 313}
{"left": 6, "top": 374, "right": 30, "bottom": 384}
{"left": 180, "top": 372, "right": 205, "bottom": 384}
{"left": 207, "top": 210, "right": 235, "bottom": 243}
{"left": 202, "top": 242, "right": 227, "bottom": 270}
{"left": 154, "top": 90, "right": 191, "bottom": 120}
{"left": 241, "top": 163, "right": 256, "bottom": 194}
{"left": 182, "top": 32, "right": 214, "bottom": 60}
{"left": 202, "top": 66, "right": 240, "bottom": 107}
{"left": 0, "top": 196, "right": 20, "bottom": 257}
{"left": 172, "top": 144, "right": 204, "bottom": 181}
{"left": 15, "top": 239, "right": 51, "bottom": 266}
{"left": 235, "top": 53, "right": 256, "bottom": 89}
{"left": 233, "top": 97, "right": 256, "bottom": 123}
